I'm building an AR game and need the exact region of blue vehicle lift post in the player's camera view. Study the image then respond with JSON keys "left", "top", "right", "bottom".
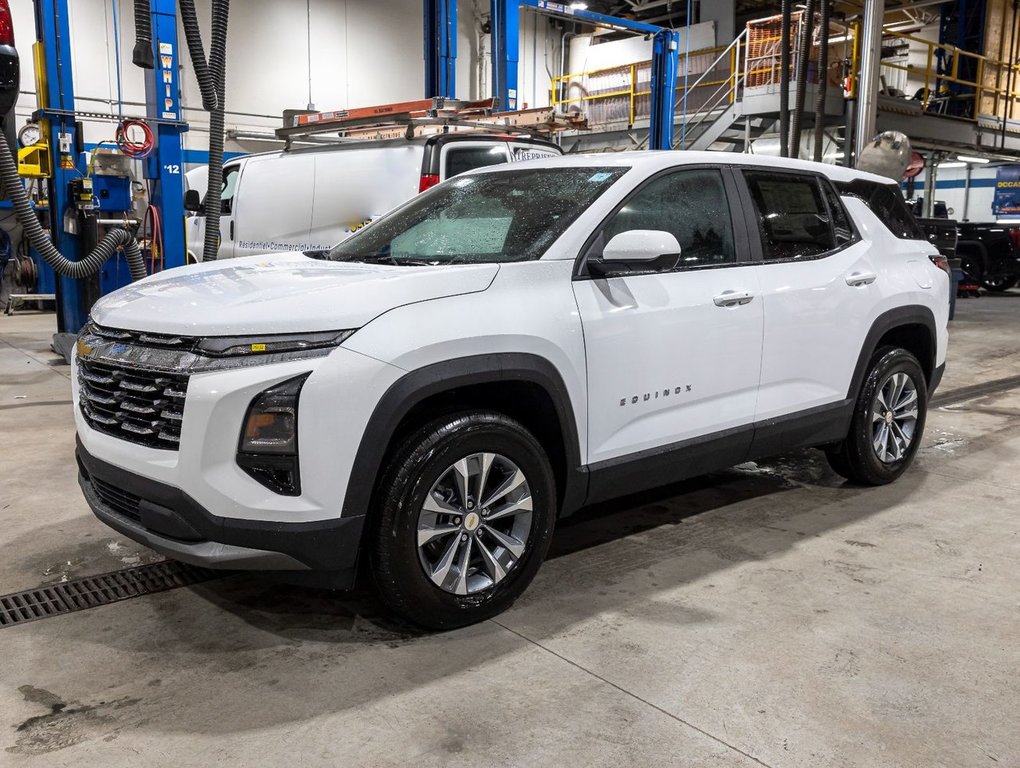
{"left": 33, "top": 0, "right": 187, "bottom": 334}
{"left": 34, "top": 0, "right": 82, "bottom": 332}
{"left": 144, "top": 0, "right": 187, "bottom": 270}
{"left": 490, "top": 0, "right": 679, "bottom": 149}
{"left": 424, "top": 0, "right": 458, "bottom": 98}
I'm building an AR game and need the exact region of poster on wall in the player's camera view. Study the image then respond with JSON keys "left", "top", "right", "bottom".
{"left": 992, "top": 166, "right": 1020, "bottom": 216}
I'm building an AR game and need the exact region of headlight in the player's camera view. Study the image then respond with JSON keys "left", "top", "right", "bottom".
{"left": 237, "top": 374, "right": 309, "bottom": 496}
{"left": 197, "top": 329, "right": 356, "bottom": 358}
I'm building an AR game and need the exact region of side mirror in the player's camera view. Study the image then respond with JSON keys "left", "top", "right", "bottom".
{"left": 589, "top": 230, "right": 681, "bottom": 278}
{"left": 183, "top": 188, "right": 203, "bottom": 213}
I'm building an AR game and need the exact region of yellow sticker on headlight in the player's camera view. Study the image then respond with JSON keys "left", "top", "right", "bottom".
{"left": 251, "top": 343, "right": 267, "bottom": 352}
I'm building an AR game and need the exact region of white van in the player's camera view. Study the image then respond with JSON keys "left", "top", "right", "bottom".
{"left": 184, "top": 133, "right": 562, "bottom": 261}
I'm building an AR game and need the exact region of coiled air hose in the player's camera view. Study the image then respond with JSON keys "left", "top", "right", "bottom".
{"left": 0, "top": 122, "right": 146, "bottom": 282}
{"left": 179, "top": 0, "right": 230, "bottom": 262}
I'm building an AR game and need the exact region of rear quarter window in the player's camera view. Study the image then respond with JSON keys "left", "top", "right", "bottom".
{"left": 836, "top": 179, "right": 926, "bottom": 241}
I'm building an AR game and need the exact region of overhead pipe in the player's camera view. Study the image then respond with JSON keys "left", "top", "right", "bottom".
{"left": 854, "top": 0, "right": 885, "bottom": 164}
{"left": 779, "top": 0, "right": 791, "bottom": 156}
{"left": 789, "top": 0, "right": 816, "bottom": 160}
{"left": 812, "top": 0, "right": 830, "bottom": 162}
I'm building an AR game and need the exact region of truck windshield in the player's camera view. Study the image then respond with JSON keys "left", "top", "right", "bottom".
{"left": 325, "top": 167, "right": 628, "bottom": 265}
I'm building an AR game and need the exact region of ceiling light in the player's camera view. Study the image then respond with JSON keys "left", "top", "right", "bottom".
{"left": 570, "top": 2, "right": 588, "bottom": 9}
{"left": 938, "top": 161, "right": 966, "bottom": 169}
{"left": 956, "top": 154, "right": 990, "bottom": 163}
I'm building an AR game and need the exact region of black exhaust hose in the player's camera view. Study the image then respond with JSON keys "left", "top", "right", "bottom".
{"left": 178, "top": 0, "right": 217, "bottom": 111}
{"left": 178, "top": 0, "right": 230, "bottom": 261}
{"left": 789, "top": 0, "right": 815, "bottom": 160}
{"left": 203, "top": 0, "right": 230, "bottom": 262}
{"left": 812, "top": 0, "right": 830, "bottom": 162}
{"left": 132, "top": 0, "right": 154, "bottom": 69}
{"left": 779, "top": 0, "right": 791, "bottom": 157}
{"left": 0, "top": 125, "right": 146, "bottom": 282}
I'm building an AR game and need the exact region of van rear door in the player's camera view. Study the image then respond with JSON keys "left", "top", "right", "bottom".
{"left": 507, "top": 141, "right": 561, "bottom": 163}
{"left": 438, "top": 141, "right": 511, "bottom": 181}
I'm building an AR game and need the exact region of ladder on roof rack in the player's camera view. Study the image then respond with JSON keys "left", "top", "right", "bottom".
{"left": 275, "top": 97, "right": 589, "bottom": 145}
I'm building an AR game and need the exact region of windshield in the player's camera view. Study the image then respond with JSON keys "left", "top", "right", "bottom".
{"left": 325, "top": 167, "right": 628, "bottom": 265}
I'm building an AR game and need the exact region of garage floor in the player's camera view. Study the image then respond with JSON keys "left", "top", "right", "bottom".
{"left": 1, "top": 294, "right": 1019, "bottom": 767}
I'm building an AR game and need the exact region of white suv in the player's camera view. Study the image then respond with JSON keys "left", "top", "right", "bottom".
{"left": 74, "top": 152, "right": 949, "bottom": 628}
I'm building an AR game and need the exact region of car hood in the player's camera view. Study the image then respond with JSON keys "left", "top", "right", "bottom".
{"left": 91, "top": 253, "right": 499, "bottom": 335}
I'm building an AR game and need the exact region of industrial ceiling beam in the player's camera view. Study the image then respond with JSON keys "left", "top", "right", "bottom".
{"left": 492, "top": 0, "right": 679, "bottom": 149}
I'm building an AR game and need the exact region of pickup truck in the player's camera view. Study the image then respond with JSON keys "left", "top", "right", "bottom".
{"left": 955, "top": 222, "right": 1020, "bottom": 291}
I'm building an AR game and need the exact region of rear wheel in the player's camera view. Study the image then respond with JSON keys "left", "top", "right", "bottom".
{"left": 369, "top": 412, "right": 556, "bottom": 630}
{"left": 959, "top": 252, "right": 984, "bottom": 284}
{"left": 980, "top": 275, "right": 1019, "bottom": 292}
{"left": 826, "top": 347, "right": 927, "bottom": 485}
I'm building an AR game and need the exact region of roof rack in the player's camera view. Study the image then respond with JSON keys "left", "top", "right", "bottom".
{"left": 275, "top": 97, "right": 588, "bottom": 146}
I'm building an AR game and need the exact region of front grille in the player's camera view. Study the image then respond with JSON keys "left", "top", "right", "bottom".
{"left": 78, "top": 358, "right": 189, "bottom": 449}
{"left": 88, "top": 323, "right": 197, "bottom": 351}
{"left": 91, "top": 476, "right": 142, "bottom": 521}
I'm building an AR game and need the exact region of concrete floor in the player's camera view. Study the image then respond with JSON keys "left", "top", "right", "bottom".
{"left": 1, "top": 293, "right": 1019, "bottom": 767}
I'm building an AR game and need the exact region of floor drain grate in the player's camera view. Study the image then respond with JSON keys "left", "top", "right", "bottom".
{"left": 0, "top": 561, "right": 222, "bottom": 628}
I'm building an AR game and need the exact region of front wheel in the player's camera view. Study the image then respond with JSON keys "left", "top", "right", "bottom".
{"left": 826, "top": 347, "right": 928, "bottom": 485}
{"left": 369, "top": 412, "right": 556, "bottom": 630}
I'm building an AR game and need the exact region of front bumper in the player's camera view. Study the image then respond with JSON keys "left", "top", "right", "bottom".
{"left": 77, "top": 438, "right": 364, "bottom": 583}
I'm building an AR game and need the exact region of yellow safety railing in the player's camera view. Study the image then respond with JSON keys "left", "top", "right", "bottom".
{"left": 877, "top": 30, "right": 1020, "bottom": 120}
{"left": 550, "top": 19, "right": 1020, "bottom": 130}
{"left": 550, "top": 42, "right": 736, "bottom": 126}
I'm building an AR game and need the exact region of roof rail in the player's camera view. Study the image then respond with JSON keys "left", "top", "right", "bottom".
{"left": 275, "top": 98, "right": 588, "bottom": 145}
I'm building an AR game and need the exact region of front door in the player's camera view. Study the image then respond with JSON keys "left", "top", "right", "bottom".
{"left": 573, "top": 167, "right": 764, "bottom": 473}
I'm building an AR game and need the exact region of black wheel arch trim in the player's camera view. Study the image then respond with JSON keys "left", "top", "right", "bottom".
{"left": 341, "top": 353, "right": 588, "bottom": 523}
{"left": 848, "top": 306, "right": 939, "bottom": 402}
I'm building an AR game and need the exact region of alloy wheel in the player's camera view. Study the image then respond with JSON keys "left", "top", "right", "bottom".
{"left": 416, "top": 452, "right": 533, "bottom": 595}
{"left": 871, "top": 371, "right": 919, "bottom": 463}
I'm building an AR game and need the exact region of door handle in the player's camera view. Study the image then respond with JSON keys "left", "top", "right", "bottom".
{"left": 229, "top": 220, "right": 235, "bottom": 240}
{"left": 713, "top": 290, "right": 755, "bottom": 307}
{"left": 846, "top": 271, "right": 877, "bottom": 287}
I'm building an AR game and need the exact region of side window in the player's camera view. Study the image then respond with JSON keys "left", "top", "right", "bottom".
{"left": 744, "top": 172, "right": 835, "bottom": 260}
{"left": 836, "top": 180, "right": 926, "bottom": 240}
{"left": 821, "top": 180, "right": 855, "bottom": 247}
{"left": 220, "top": 166, "right": 240, "bottom": 214}
{"left": 445, "top": 145, "right": 509, "bottom": 178}
{"left": 597, "top": 168, "right": 737, "bottom": 267}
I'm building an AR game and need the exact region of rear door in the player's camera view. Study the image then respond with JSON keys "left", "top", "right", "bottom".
{"left": 738, "top": 169, "right": 874, "bottom": 423}
{"left": 439, "top": 141, "right": 511, "bottom": 181}
{"left": 507, "top": 141, "right": 561, "bottom": 163}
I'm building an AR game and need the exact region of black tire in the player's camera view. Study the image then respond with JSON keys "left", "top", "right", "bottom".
{"left": 826, "top": 347, "right": 928, "bottom": 486}
{"left": 980, "top": 275, "right": 1019, "bottom": 292}
{"left": 369, "top": 411, "right": 556, "bottom": 630}
{"left": 958, "top": 252, "right": 984, "bottom": 283}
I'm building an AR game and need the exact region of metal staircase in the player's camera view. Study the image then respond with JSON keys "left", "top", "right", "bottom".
{"left": 671, "top": 29, "right": 766, "bottom": 152}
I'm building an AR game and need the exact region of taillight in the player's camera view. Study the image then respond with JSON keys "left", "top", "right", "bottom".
{"left": 929, "top": 254, "right": 950, "bottom": 274}
{"left": 418, "top": 174, "right": 440, "bottom": 193}
{"left": 0, "top": 0, "right": 14, "bottom": 46}
{"left": 1008, "top": 228, "right": 1020, "bottom": 252}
